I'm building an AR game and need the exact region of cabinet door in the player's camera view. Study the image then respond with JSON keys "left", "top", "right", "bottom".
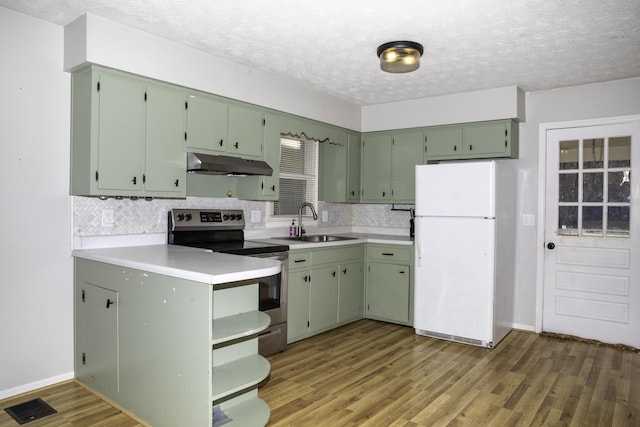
{"left": 185, "top": 93, "right": 228, "bottom": 153}
{"left": 309, "top": 266, "right": 339, "bottom": 333}
{"left": 97, "top": 72, "right": 146, "bottom": 192}
{"left": 144, "top": 84, "right": 186, "bottom": 195}
{"left": 287, "top": 270, "right": 310, "bottom": 342}
{"left": 361, "top": 133, "right": 392, "bottom": 202}
{"left": 391, "top": 131, "right": 423, "bottom": 203}
{"left": 77, "top": 283, "right": 119, "bottom": 397}
{"left": 228, "top": 105, "right": 264, "bottom": 158}
{"left": 366, "top": 262, "right": 410, "bottom": 324}
{"left": 346, "top": 132, "right": 361, "bottom": 202}
{"left": 424, "top": 126, "right": 463, "bottom": 160}
{"left": 463, "top": 121, "right": 509, "bottom": 158}
{"left": 237, "top": 112, "right": 280, "bottom": 200}
{"left": 318, "top": 140, "right": 347, "bottom": 202}
{"left": 338, "top": 261, "right": 364, "bottom": 323}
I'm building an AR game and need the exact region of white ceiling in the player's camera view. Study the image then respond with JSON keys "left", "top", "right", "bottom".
{"left": 2, "top": 0, "right": 639, "bottom": 106}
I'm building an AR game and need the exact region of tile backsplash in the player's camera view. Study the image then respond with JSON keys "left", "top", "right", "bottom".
{"left": 72, "top": 196, "right": 412, "bottom": 241}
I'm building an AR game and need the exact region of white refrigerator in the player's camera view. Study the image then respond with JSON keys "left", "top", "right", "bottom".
{"left": 413, "top": 161, "right": 516, "bottom": 348}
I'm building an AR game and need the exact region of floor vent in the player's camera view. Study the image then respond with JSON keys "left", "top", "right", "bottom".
{"left": 4, "top": 398, "right": 57, "bottom": 424}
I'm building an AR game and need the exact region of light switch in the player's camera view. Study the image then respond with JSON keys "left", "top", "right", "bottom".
{"left": 522, "top": 213, "right": 536, "bottom": 227}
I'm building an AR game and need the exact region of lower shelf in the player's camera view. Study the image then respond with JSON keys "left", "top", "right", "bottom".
{"left": 215, "top": 397, "right": 270, "bottom": 427}
{"left": 212, "top": 354, "right": 270, "bottom": 400}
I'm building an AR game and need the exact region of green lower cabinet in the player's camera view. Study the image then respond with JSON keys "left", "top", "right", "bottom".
{"left": 366, "top": 262, "right": 411, "bottom": 324}
{"left": 287, "top": 269, "right": 311, "bottom": 341}
{"left": 287, "top": 245, "right": 364, "bottom": 344}
{"left": 338, "top": 260, "right": 365, "bottom": 323}
{"left": 309, "top": 266, "right": 339, "bottom": 333}
{"left": 365, "top": 243, "right": 413, "bottom": 326}
{"left": 75, "top": 283, "right": 118, "bottom": 396}
{"left": 74, "top": 257, "right": 270, "bottom": 427}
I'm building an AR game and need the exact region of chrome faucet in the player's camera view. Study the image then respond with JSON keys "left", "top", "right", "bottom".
{"left": 297, "top": 202, "right": 318, "bottom": 237}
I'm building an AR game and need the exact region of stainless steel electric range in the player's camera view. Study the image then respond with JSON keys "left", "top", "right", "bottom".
{"left": 168, "top": 208, "right": 288, "bottom": 356}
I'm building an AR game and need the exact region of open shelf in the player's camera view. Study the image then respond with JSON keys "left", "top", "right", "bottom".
{"left": 212, "top": 311, "right": 271, "bottom": 345}
{"left": 212, "top": 354, "right": 270, "bottom": 401}
{"left": 214, "top": 397, "right": 270, "bottom": 427}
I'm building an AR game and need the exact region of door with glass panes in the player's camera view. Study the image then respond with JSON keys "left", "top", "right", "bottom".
{"left": 543, "top": 122, "right": 639, "bottom": 348}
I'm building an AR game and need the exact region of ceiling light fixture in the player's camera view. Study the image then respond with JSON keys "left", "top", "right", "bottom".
{"left": 377, "top": 41, "right": 424, "bottom": 73}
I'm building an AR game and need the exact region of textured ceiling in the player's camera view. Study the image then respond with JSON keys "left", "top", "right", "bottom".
{"left": 2, "top": 0, "right": 639, "bottom": 106}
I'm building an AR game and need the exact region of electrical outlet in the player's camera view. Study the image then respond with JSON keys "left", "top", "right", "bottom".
{"left": 101, "top": 208, "right": 115, "bottom": 228}
{"left": 251, "top": 210, "right": 261, "bottom": 223}
{"left": 322, "top": 211, "right": 328, "bottom": 222}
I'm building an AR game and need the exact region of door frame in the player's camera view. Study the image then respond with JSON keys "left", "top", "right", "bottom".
{"left": 535, "top": 114, "right": 640, "bottom": 333}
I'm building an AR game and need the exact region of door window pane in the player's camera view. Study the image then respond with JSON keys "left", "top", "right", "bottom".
{"left": 583, "top": 173, "right": 603, "bottom": 202}
{"left": 559, "top": 140, "right": 579, "bottom": 170}
{"left": 583, "top": 138, "right": 604, "bottom": 169}
{"left": 608, "top": 171, "right": 631, "bottom": 202}
{"left": 608, "top": 136, "right": 631, "bottom": 168}
{"left": 582, "top": 206, "right": 603, "bottom": 236}
{"left": 559, "top": 174, "right": 578, "bottom": 202}
{"left": 608, "top": 206, "right": 630, "bottom": 237}
{"left": 558, "top": 206, "right": 578, "bottom": 235}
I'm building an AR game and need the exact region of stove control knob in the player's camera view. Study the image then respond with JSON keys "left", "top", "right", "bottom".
{"left": 229, "top": 214, "right": 237, "bottom": 220}
{"left": 176, "top": 214, "right": 185, "bottom": 221}
{"left": 236, "top": 214, "right": 243, "bottom": 220}
{"left": 223, "top": 214, "right": 230, "bottom": 220}
{"left": 184, "top": 214, "right": 192, "bottom": 221}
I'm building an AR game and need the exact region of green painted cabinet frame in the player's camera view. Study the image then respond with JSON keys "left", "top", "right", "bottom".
{"left": 70, "top": 65, "right": 186, "bottom": 197}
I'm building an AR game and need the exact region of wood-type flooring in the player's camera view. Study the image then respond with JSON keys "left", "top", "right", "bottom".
{"left": 1, "top": 319, "right": 637, "bottom": 426}
{"left": 259, "top": 320, "right": 639, "bottom": 426}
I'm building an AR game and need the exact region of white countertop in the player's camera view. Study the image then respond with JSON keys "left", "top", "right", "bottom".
{"left": 255, "top": 233, "right": 414, "bottom": 250}
{"left": 72, "top": 244, "right": 281, "bottom": 285}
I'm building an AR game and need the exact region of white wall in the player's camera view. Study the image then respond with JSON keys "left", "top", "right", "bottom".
{"left": 514, "top": 77, "right": 640, "bottom": 328}
{"left": 64, "top": 13, "right": 361, "bottom": 132}
{"left": 0, "top": 7, "right": 73, "bottom": 397}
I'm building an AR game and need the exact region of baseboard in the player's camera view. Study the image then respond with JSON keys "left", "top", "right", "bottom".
{"left": 512, "top": 323, "right": 536, "bottom": 332}
{"left": 0, "top": 372, "right": 74, "bottom": 400}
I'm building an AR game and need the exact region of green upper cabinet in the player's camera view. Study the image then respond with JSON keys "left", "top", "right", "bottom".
{"left": 228, "top": 104, "right": 265, "bottom": 159}
{"left": 361, "top": 133, "right": 392, "bottom": 202}
{"left": 237, "top": 112, "right": 280, "bottom": 200}
{"left": 185, "top": 92, "right": 228, "bottom": 153}
{"left": 424, "top": 119, "right": 518, "bottom": 161}
{"left": 94, "top": 71, "right": 146, "bottom": 193}
{"left": 390, "top": 130, "right": 423, "bottom": 203}
{"left": 144, "top": 84, "right": 187, "bottom": 195}
{"left": 361, "top": 130, "right": 423, "bottom": 203}
{"left": 463, "top": 120, "right": 518, "bottom": 158}
{"left": 423, "top": 126, "right": 464, "bottom": 160}
{"left": 346, "top": 131, "right": 361, "bottom": 202}
{"left": 70, "top": 65, "right": 186, "bottom": 198}
{"left": 318, "top": 135, "right": 347, "bottom": 203}
{"left": 185, "top": 96, "right": 264, "bottom": 160}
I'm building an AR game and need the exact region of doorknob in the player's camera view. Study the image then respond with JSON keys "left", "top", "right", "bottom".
{"left": 547, "top": 242, "right": 556, "bottom": 250}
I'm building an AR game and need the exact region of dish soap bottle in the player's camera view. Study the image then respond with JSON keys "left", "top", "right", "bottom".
{"left": 289, "top": 220, "right": 297, "bottom": 237}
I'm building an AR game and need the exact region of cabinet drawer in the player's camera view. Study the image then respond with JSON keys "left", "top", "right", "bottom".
{"left": 289, "top": 251, "right": 310, "bottom": 269}
{"left": 312, "top": 245, "right": 363, "bottom": 266}
{"left": 367, "top": 244, "right": 412, "bottom": 263}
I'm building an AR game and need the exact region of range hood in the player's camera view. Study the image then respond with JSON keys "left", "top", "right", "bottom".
{"left": 187, "top": 152, "right": 273, "bottom": 176}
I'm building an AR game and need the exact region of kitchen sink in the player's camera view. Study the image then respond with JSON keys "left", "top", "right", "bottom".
{"left": 281, "top": 234, "right": 357, "bottom": 243}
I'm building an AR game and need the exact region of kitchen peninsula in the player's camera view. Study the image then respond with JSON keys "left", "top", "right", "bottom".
{"left": 72, "top": 244, "right": 280, "bottom": 427}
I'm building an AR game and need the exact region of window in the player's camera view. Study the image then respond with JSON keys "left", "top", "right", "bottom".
{"left": 271, "top": 135, "right": 318, "bottom": 217}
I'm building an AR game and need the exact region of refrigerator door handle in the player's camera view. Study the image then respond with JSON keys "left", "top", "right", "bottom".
{"left": 416, "top": 240, "right": 423, "bottom": 267}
